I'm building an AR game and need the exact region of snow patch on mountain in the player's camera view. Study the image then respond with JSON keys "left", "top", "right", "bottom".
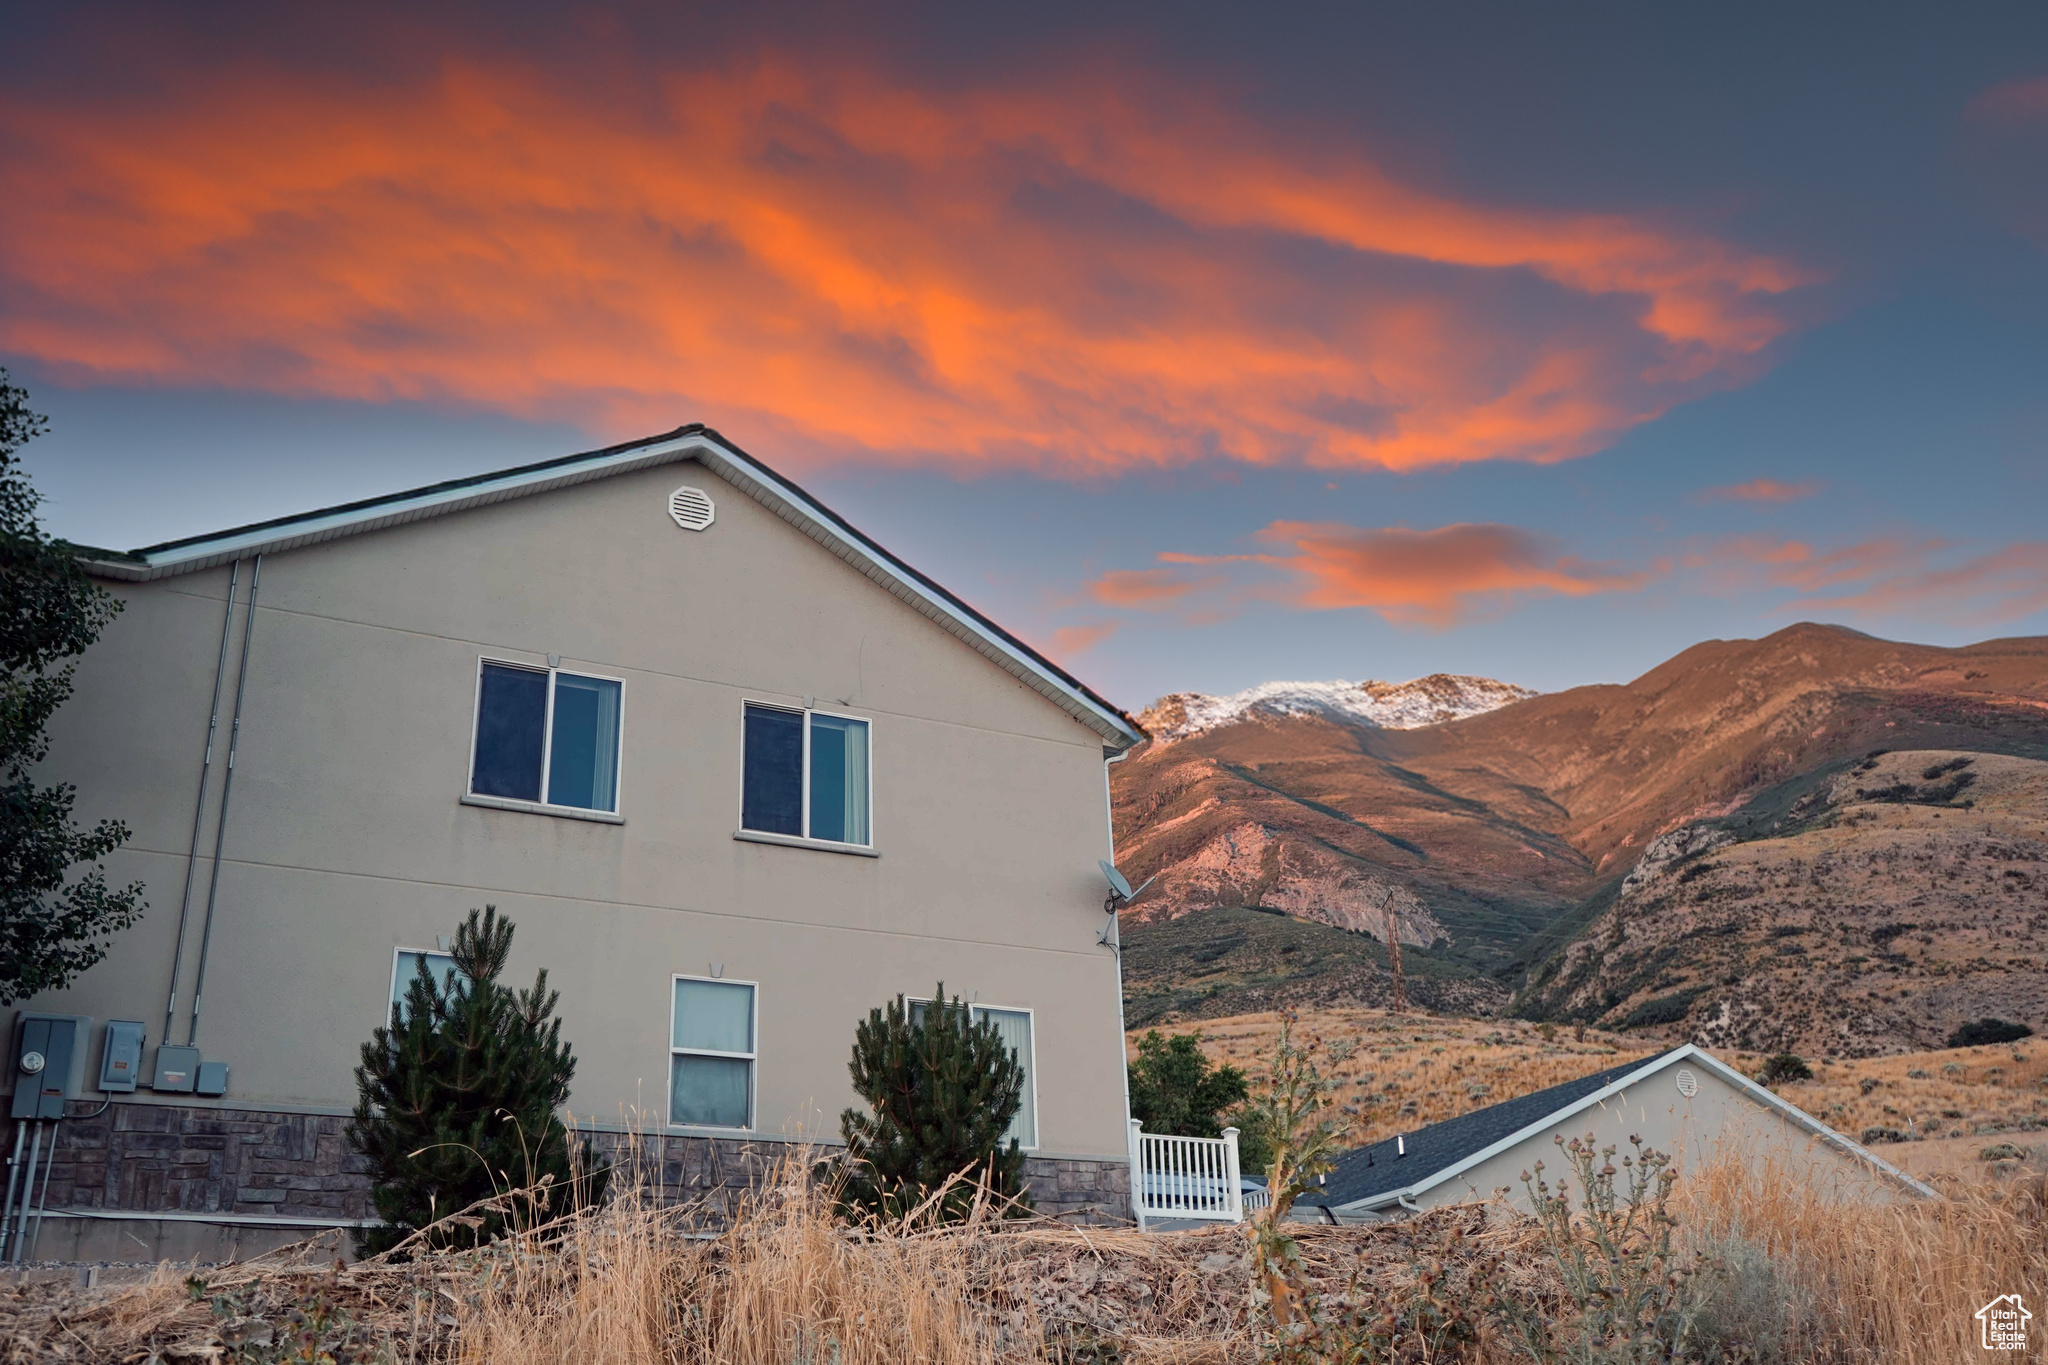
{"left": 1139, "top": 674, "right": 1537, "bottom": 741}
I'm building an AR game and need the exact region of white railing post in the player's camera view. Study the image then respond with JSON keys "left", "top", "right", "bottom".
{"left": 1128, "top": 1118, "right": 1148, "bottom": 1232}
{"left": 1222, "top": 1126, "right": 1243, "bottom": 1222}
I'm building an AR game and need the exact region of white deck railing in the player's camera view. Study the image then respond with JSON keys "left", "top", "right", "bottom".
{"left": 1128, "top": 1120, "right": 1243, "bottom": 1229}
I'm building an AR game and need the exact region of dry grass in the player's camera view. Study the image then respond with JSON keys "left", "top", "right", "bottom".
{"left": 1134, "top": 1007, "right": 1657, "bottom": 1147}
{"left": 1142, "top": 1008, "right": 2047, "bottom": 1158}
{"left": 6, "top": 1076, "right": 2046, "bottom": 1363}
{"left": 2, "top": 1142, "right": 2040, "bottom": 1362}
{"left": 1749, "top": 1040, "right": 2048, "bottom": 1147}
{"left": 1678, "top": 1143, "right": 2047, "bottom": 1362}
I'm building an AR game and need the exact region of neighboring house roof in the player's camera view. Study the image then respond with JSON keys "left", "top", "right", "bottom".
{"left": 1299, "top": 1043, "right": 1936, "bottom": 1212}
{"left": 71, "top": 424, "right": 1146, "bottom": 750}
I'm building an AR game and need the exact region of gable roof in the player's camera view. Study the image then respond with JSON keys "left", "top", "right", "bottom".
{"left": 1300, "top": 1044, "right": 1935, "bottom": 1211}
{"left": 73, "top": 424, "right": 1146, "bottom": 750}
{"left": 1304, "top": 1053, "right": 1658, "bottom": 1210}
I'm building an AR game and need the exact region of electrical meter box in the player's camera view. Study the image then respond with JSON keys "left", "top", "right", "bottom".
{"left": 151, "top": 1044, "right": 201, "bottom": 1094}
{"left": 99, "top": 1020, "right": 146, "bottom": 1093}
{"left": 11, "top": 1013, "right": 92, "bottom": 1120}
{"left": 195, "top": 1061, "right": 229, "bottom": 1097}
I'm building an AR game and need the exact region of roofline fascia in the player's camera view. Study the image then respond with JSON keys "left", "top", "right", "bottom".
{"left": 1332, "top": 1044, "right": 1935, "bottom": 1213}
{"left": 74, "top": 428, "right": 1144, "bottom": 750}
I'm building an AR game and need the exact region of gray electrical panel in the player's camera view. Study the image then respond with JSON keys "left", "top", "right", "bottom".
{"left": 151, "top": 1044, "right": 201, "bottom": 1094}
{"left": 99, "top": 1020, "right": 146, "bottom": 1093}
{"left": 11, "top": 1014, "right": 91, "bottom": 1120}
{"left": 195, "top": 1061, "right": 229, "bottom": 1097}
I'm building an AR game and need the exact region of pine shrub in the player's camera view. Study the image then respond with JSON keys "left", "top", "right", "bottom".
{"left": 1127, "top": 1029, "right": 1250, "bottom": 1139}
{"left": 1758, "top": 1053, "right": 1813, "bottom": 1086}
{"left": 1946, "top": 1018, "right": 2034, "bottom": 1049}
{"left": 347, "top": 906, "right": 606, "bottom": 1255}
{"left": 834, "top": 984, "right": 1031, "bottom": 1224}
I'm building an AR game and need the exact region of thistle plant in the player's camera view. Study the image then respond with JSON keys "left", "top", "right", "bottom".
{"left": 1514, "top": 1133, "right": 1698, "bottom": 1363}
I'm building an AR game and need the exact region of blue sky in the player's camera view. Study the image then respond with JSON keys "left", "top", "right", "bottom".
{"left": 6, "top": 1, "right": 2046, "bottom": 708}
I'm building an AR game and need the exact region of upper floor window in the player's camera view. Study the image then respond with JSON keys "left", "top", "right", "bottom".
{"left": 470, "top": 661, "right": 623, "bottom": 813}
{"left": 741, "top": 703, "right": 870, "bottom": 845}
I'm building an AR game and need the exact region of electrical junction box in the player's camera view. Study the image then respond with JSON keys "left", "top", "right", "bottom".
{"left": 99, "top": 1020, "right": 146, "bottom": 1093}
{"left": 195, "top": 1061, "right": 229, "bottom": 1098}
{"left": 11, "top": 1013, "right": 92, "bottom": 1120}
{"left": 151, "top": 1044, "right": 201, "bottom": 1094}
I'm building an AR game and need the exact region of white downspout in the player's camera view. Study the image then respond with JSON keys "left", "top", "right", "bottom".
{"left": 1104, "top": 746, "right": 1137, "bottom": 1222}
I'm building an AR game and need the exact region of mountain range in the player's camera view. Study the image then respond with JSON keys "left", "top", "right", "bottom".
{"left": 1112, "top": 624, "right": 2048, "bottom": 1054}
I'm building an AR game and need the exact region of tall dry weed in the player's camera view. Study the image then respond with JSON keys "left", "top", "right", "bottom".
{"left": 1677, "top": 1146, "right": 2047, "bottom": 1363}
{"left": 450, "top": 1147, "right": 1042, "bottom": 1365}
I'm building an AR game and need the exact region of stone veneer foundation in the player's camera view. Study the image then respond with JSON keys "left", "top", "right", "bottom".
{"left": 14, "top": 1100, "right": 1133, "bottom": 1251}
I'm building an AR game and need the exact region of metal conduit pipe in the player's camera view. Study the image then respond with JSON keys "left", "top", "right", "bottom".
{"left": 187, "top": 553, "right": 262, "bottom": 1047}
{"left": 27, "top": 1119, "right": 60, "bottom": 1263}
{"left": 10, "top": 1123, "right": 42, "bottom": 1263}
{"left": 0, "top": 1124, "right": 24, "bottom": 1260}
{"left": 163, "top": 559, "right": 241, "bottom": 1045}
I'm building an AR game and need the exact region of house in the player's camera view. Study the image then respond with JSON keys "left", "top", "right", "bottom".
{"left": 1292, "top": 1044, "right": 1935, "bottom": 1222}
{"left": 3, "top": 425, "right": 1146, "bottom": 1261}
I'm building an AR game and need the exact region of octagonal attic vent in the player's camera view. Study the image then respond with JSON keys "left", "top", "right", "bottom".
{"left": 669, "top": 486, "right": 715, "bottom": 530}
{"left": 1674, "top": 1068, "right": 1699, "bottom": 1098}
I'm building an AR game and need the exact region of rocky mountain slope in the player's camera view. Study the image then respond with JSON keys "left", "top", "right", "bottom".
{"left": 1113, "top": 624, "right": 2048, "bottom": 1031}
{"left": 1516, "top": 749, "right": 2048, "bottom": 1056}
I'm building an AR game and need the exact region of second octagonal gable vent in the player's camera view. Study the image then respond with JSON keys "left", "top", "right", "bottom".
{"left": 669, "top": 486, "right": 716, "bottom": 531}
{"left": 1674, "top": 1068, "right": 1699, "bottom": 1098}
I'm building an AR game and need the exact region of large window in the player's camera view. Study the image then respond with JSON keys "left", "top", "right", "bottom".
{"left": 908, "top": 1000, "right": 1036, "bottom": 1149}
{"left": 470, "top": 661, "right": 623, "bottom": 813}
{"left": 388, "top": 948, "right": 464, "bottom": 1023}
{"left": 741, "top": 703, "right": 870, "bottom": 845}
{"left": 670, "top": 977, "right": 756, "bottom": 1129}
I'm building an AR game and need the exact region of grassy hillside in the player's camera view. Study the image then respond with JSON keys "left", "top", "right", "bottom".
{"left": 1119, "top": 907, "right": 1508, "bottom": 1027}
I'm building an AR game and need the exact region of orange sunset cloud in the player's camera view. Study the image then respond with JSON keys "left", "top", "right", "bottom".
{"left": 1698, "top": 534, "right": 2048, "bottom": 623}
{"left": 0, "top": 51, "right": 1810, "bottom": 476}
{"left": 1123, "top": 521, "right": 1649, "bottom": 627}
{"left": 1968, "top": 74, "right": 2048, "bottom": 123}
{"left": 1250, "top": 522, "right": 1651, "bottom": 625}
{"left": 1696, "top": 476, "right": 1823, "bottom": 504}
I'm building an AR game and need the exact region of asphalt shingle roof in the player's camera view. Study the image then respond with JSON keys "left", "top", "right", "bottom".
{"left": 1299, "top": 1048, "right": 1679, "bottom": 1209}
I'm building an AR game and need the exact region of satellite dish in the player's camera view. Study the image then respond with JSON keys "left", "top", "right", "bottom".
{"left": 1089, "top": 859, "right": 1155, "bottom": 912}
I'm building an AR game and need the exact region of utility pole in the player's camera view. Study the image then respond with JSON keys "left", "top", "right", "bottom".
{"left": 1380, "top": 888, "right": 1408, "bottom": 1013}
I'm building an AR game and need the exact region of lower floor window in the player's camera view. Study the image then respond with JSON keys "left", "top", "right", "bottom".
{"left": 671, "top": 977, "right": 756, "bottom": 1128}
{"left": 975, "top": 1006, "right": 1036, "bottom": 1149}
{"left": 908, "top": 999, "right": 1036, "bottom": 1149}
{"left": 389, "top": 949, "right": 463, "bottom": 1023}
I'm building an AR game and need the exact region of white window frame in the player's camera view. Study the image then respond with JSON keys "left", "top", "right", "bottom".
{"left": 464, "top": 656, "right": 628, "bottom": 817}
{"left": 906, "top": 996, "right": 1039, "bottom": 1151}
{"left": 667, "top": 973, "right": 760, "bottom": 1132}
{"left": 385, "top": 945, "right": 461, "bottom": 1023}
{"left": 737, "top": 700, "right": 876, "bottom": 850}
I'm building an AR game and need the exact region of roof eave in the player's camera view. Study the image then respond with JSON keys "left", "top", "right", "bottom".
{"left": 77, "top": 428, "right": 1145, "bottom": 751}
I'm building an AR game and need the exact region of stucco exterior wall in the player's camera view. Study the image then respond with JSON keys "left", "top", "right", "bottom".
{"left": 1415, "top": 1058, "right": 1910, "bottom": 1212}
{"left": 11, "top": 458, "right": 1132, "bottom": 1182}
